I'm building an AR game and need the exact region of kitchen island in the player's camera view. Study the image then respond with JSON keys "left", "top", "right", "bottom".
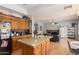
{"left": 17, "top": 36, "right": 52, "bottom": 55}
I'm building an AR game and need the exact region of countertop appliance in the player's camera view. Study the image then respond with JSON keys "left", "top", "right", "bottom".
{"left": 0, "top": 22, "right": 12, "bottom": 55}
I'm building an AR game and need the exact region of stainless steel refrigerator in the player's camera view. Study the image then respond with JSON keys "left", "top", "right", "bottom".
{"left": 0, "top": 22, "right": 12, "bottom": 55}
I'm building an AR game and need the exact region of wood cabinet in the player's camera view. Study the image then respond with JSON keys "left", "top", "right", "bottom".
{"left": 41, "top": 39, "right": 50, "bottom": 55}
{"left": 21, "top": 43, "right": 42, "bottom": 55}
{"left": 0, "top": 15, "right": 1, "bottom": 21}
{"left": 0, "top": 15, "right": 11, "bottom": 22}
{"left": 18, "top": 20, "right": 22, "bottom": 30}
{"left": 0, "top": 15, "right": 30, "bottom": 30}
{"left": 22, "top": 20, "right": 27, "bottom": 30}
{"left": 11, "top": 17, "right": 19, "bottom": 30}
{"left": 12, "top": 49, "right": 22, "bottom": 55}
{"left": 34, "top": 44, "right": 42, "bottom": 55}
{"left": 18, "top": 38, "right": 50, "bottom": 55}
{"left": 18, "top": 19, "right": 29, "bottom": 30}
{"left": 12, "top": 38, "right": 22, "bottom": 55}
{"left": 41, "top": 41, "right": 46, "bottom": 55}
{"left": 46, "top": 39, "right": 50, "bottom": 53}
{"left": 25, "top": 19, "right": 29, "bottom": 29}
{"left": 18, "top": 20, "right": 26, "bottom": 30}
{"left": 22, "top": 45, "right": 33, "bottom": 55}
{"left": 12, "top": 38, "right": 19, "bottom": 51}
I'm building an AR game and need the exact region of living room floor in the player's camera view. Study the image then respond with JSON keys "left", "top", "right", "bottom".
{"left": 47, "top": 38, "right": 74, "bottom": 55}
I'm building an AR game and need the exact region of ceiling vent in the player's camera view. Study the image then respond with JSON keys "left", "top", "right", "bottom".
{"left": 64, "top": 5, "right": 72, "bottom": 10}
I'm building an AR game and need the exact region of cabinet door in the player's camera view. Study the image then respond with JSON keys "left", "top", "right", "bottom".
{"left": 34, "top": 44, "right": 41, "bottom": 55}
{"left": 0, "top": 15, "right": 11, "bottom": 22}
{"left": 22, "top": 45, "right": 33, "bottom": 55}
{"left": 12, "top": 49, "right": 22, "bottom": 55}
{"left": 12, "top": 38, "right": 22, "bottom": 55}
{"left": 20, "top": 20, "right": 26, "bottom": 30}
{"left": 18, "top": 19, "right": 29, "bottom": 30}
{"left": 25, "top": 19, "right": 29, "bottom": 29}
{"left": 21, "top": 19, "right": 29, "bottom": 30}
{"left": 11, "top": 17, "right": 19, "bottom": 30}
{"left": 22, "top": 20, "right": 26, "bottom": 30}
{"left": 41, "top": 41, "right": 46, "bottom": 55}
{"left": 46, "top": 39, "right": 50, "bottom": 53}
{"left": 0, "top": 15, "right": 1, "bottom": 21}
{"left": 12, "top": 38, "right": 20, "bottom": 51}
{"left": 17, "top": 20, "right": 22, "bottom": 30}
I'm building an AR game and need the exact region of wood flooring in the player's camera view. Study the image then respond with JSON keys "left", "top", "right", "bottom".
{"left": 47, "top": 38, "right": 71, "bottom": 55}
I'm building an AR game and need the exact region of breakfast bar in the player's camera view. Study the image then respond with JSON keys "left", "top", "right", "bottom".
{"left": 17, "top": 36, "right": 52, "bottom": 55}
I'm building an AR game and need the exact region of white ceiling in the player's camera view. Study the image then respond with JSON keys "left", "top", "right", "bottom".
{"left": 18, "top": 4, "right": 79, "bottom": 23}
{"left": 18, "top": 4, "right": 54, "bottom": 11}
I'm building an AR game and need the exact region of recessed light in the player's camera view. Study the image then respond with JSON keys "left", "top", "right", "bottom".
{"left": 51, "top": 22, "right": 54, "bottom": 25}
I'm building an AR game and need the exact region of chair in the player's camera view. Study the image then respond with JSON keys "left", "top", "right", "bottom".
{"left": 67, "top": 41, "right": 79, "bottom": 55}
{"left": 50, "top": 34, "right": 59, "bottom": 42}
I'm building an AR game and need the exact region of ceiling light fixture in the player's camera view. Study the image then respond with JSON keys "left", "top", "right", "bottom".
{"left": 51, "top": 19, "right": 58, "bottom": 25}
{"left": 51, "top": 22, "right": 54, "bottom": 25}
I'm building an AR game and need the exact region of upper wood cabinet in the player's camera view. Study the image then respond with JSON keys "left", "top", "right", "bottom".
{"left": 10, "top": 17, "right": 19, "bottom": 30}
{"left": 0, "top": 15, "right": 11, "bottom": 22}
{"left": 0, "top": 15, "right": 1, "bottom": 21}
{"left": 18, "top": 19, "right": 29, "bottom": 30}
{"left": 0, "top": 15, "right": 30, "bottom": 30}
{"left": 25, "top": 19, "right": 29, "bottom": 30}
{"left": 18, "top": 19, "right": 25, "bottom": 30}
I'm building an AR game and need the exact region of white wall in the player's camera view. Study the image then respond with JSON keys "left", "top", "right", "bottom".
{"left": 59, "top": 26, "right": 68, "bottom": 38}
{"left": 31, "top": 19, "right": 44, "bottom": 37}
{"left": 0, "top": 4, "right": 28, "bottom": 15}
{"left": 58, "top": 21, "right": 77, "bottom": 38}
{"left": 35, "top": 21, "right": 44, "bottom": 32}
{"left": 43, "top": 23, "right": 59, "bottom": 34}
{"left": 43, "top": 20, "right": 77, "bottom": 38}
{"left": 45, "top": 23, "right": 59, "bottom": 30}
{"left": 37, "top": 22, "right": 44, "bottom": 32}
{"left": 0, "top": 4, "right": 29, "bottom": 19}
{"left": 32, "top": 18, "right": 35, "bottom": 37}
{"left": 0, "top": 7, "right": 23, "bottom": 18}
{"left": 58, "top": 22, "right": 70, "bottom": 38}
